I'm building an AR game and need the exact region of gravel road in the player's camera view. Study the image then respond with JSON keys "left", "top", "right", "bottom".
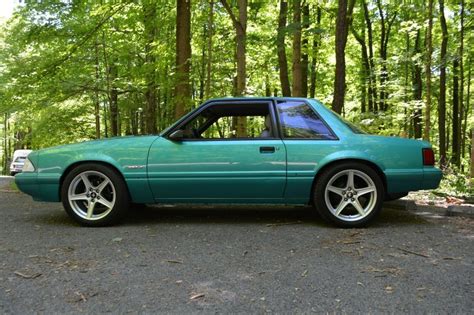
{"left": 0, "top": 176, "right": 473, "bottom": 314}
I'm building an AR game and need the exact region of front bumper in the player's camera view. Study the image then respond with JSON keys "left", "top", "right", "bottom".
{"left": 15, "top": 172, "right": 60, "bottom": 202}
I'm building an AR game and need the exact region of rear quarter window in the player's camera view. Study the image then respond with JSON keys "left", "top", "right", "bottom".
{"left": 276, "top": 101, "right": 337, "bottom": 140}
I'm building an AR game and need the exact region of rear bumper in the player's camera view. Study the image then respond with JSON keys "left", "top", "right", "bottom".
{"left": 385, "top": 167, "right": 442, "bottom": 193}
{"left": 422, "top": 167, "right": 443, "bottom": 189}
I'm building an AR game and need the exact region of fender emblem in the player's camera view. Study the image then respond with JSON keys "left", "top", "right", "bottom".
{"left": 124, "top": 165, "right": 145, "bottom": 169}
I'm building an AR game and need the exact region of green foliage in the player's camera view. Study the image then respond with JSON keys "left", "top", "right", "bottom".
{"left": 436, "top": 166, "right": 474, "bottom": 198}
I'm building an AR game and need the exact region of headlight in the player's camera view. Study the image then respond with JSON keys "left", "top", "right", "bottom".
{"left": 22, "top": 158, "right": 36, "bottom": 172}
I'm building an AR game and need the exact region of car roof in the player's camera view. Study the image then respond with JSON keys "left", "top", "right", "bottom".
{"left": 205, "top": 97, "right": 315, "bottom": 103}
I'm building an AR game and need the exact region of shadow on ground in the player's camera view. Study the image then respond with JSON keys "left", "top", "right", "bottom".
{"left": 30, "top": 203, "right": 428, "bottom": 229}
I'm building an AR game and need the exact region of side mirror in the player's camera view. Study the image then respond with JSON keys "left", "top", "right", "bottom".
{"left": 168, "top": 129, "right": 185, "bottom": 141}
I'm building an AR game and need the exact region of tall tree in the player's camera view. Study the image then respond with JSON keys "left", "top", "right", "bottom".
{"left": 438, "top": 0, "right": 448, "bottom": 166}
{"left": 205, "top": 0, "right": 214, "bottom": 99}
{"left": 363, "top": 0, "right": 377, "bottom": 112}
{"left": 423, "top": 0, "right": 433, "bottom": 141}
{"left": 458, "top": 0, "right": 465, "bottom": 163}
{"left": 452, "top": 58, "right": 460, "bottom": 166}
{"left": 143, "top": 0, "right": 158, "bottom": 133}
{"left": 277, "top": 0, "right": 291, "bottom": 96}
{"left": 292, "top": 0, "right": 303, "bottom": 96}
{"left": 351, "top": 5, "right": 370, "bottom": 113}
{"left": 412, "top": 30, "right": 423, "bottom": 139}
{"left": 309, "top": 5, "right": 322, "bottom": 99}
{"left": 332, "top": 0, "right": 356, "bottom": 114}
{"left": 175, "top": 0, "right": 192, "bottom": 119}
{"left": 301, "top": 3, "right": 310, "bottom": 97}
{"left": 220, "top": 0, "right": 247, "bottom": 96}
{"left": 376, "top": 0, "right": 397, "bottom": 111}
{"left": 220, "top": 0, "right": 247, "bottom": 136}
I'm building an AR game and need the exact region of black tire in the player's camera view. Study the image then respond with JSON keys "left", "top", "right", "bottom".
{"left": 313, "top": 162, "right": 384, "bottom": 228}
{"left": 61, "top": 163, "right": 130, "bottom": 227}
{"left": 10, "top": 172, "right": 17, "bottom": 176}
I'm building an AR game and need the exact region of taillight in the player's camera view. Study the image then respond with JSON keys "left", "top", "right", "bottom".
{"left": 422, "top": 148, "right": 435, "bottom": 166}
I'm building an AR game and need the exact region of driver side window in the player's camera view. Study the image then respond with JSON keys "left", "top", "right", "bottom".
{"left": 177, "top": 103, "right": 273, "bottom": 140}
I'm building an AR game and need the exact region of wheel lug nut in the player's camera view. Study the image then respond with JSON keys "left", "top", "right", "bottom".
{"left": 344, "top": 198, "right": 348, "bottom": 201}
{"left": 351, "top": 198, "right": 355, "bottom": 202}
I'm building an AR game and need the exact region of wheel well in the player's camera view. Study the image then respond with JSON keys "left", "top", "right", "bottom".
{"left": 59, "top": 161, "right": 128, "bottom": 201}
{"left": 309, "top": 159, "right": 387, "bottom": 204}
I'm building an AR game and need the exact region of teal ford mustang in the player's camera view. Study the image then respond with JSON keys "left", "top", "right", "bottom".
{"left": 16, "top": 98, "right": 442, "bottom": 227}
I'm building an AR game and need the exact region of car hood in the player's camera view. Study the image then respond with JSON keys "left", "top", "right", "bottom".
{"left": 34, "top": 135, "right": 160, "bottom": 155}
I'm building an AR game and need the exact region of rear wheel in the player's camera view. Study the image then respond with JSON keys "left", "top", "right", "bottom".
{"left": 313, "top": 162, "right": 384, "bottom": 228}
{"left": 61, "top": 164, "right": 129, "bottom": 226}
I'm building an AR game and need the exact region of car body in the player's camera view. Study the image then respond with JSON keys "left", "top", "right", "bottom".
{"left": 10, "top": 149, "right": 33, "bottom": 176}
{"left": 16, "top": 98, "right": 442, "bottom": 227}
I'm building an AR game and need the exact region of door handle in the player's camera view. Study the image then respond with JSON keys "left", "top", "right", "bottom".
{"left": 260, "top": 146, "right": 275, "bottom": 153}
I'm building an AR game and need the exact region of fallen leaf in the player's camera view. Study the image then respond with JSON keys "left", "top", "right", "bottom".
{"left": 266, "top": 221, "right": 302, "bottom": 227}
{"left": 165, "top": 260, "right": 183, "bottom": 264}
{"left": 397, "top": 247, "right": 430, "bottom": 258}
{"left": 112, "top": 237, "right": 123, "bottom": 243}
{"left": 14, "top": 271, "right": 41, "bottom": 279}
{"left": 385, "top": 285, "right": 394, "bottom": 293}
{"left": 190, "top": 293, "right": 205, "bottom": 300}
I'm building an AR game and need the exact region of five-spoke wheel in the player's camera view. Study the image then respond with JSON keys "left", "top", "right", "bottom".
{"left": 61, "top": 164, "right": 129, "bottom": 226}
{"left": 314, "top": 162, "right": 384, "bottom": 227}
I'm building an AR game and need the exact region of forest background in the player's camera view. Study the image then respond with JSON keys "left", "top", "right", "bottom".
{"left": 0, "top": 0, "right": 472, "bottom": 197}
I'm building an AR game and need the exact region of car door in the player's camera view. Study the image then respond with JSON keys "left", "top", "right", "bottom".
{"left": 147, "top": 101, "right": 287, "bottom": 203}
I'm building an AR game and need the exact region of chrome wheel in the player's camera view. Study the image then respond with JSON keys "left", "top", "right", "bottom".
{"left": 67, "top": 170, "right": 116, "bottom": 221}
{"left": 324, "top": 169, "right": 378, "bottom": 222}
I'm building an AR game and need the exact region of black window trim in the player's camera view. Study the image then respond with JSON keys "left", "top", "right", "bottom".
{"left": 164, "top": 100, "right": 282, "bottom": 142}
{"left": 272, "top": 99, "right": 339, "bottom": 141}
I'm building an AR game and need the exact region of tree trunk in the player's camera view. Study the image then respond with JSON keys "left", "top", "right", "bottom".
{"left": 309, "top": 6, "right": 321, "bottom": 98}
{"left": 471, "top": 129, "right": 474, "bottom": 180}
{"left": 376, "top": 0, "right": 396, "bottom": 111}
{"left": 403, "top": 31, "right": 410, "bottom": 137}
{"left": 412, "top": 30, "right": 422, "bottom": 139}
{"left": 199, "top": 23, "right": 207, "bottom": 102}
{"left": 452, "top": 58, "right": 460, "bottom": 166}
{"left": 423, "top": 0, "right": 433, "bottom": 141}
{"left": 277, "top": 0, "right": 291, "bottom": 96}
{"left": 143, "top": 0, "right": 158, "bottom": 133}
{"left": 3, "top": 113, "right": 8, "bottom": 175}
{"left": 94, "top": 41, "right": 101, "bottom": 139}
{"left": 108, "top": 61, "right": 119, "bottom": 137}
{"left": 462, "top": 59, "right": 471, "bottom": 159}
{"left": 332, "top": 0, "right": 355, "bottom": 114}
{"left": 292, "top": 0, "right": 302, "bottom": 97}
{"left": 220, "top": 0, "right": 247, "bottom": 136}
{"left": 301, "top": 3, "right": 310, "bottom": 97}
{"left": 205, "top": 0, "right": 214, "bottom": 98}
{"left": 438, "top": 0, "right": 448, "bottom": 166}
{"left": 351, "top": 25, "right": 370, "bottom": 113}
{"left": 459, "top": 0, "right": 465, "bottom": 164}
{"left": 175, "top": 0, "right": 192, "bottom": 119}
{"left": 363, "top": 0, "right": 377, "bottom": 112}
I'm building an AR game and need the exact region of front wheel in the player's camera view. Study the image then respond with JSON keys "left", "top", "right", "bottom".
{"left": 313, "top": 162, "right": 384, "bottom": 228}
{"left": 61, "top": 164, "right": 130, "bottom": 226}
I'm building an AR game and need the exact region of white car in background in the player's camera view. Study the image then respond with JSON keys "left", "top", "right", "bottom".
{"left": 10, "top": 150, "right": 32, "bottom": 176}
